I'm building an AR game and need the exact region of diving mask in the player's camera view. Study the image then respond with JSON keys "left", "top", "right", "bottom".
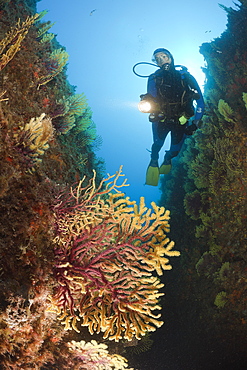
{"left": 154, "top": 52, "right": 172, "bottom": 67}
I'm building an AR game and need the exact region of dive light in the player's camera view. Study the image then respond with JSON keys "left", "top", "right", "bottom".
{"left": 138, "top": 94, "right": 159, "bottom": 113}
{"left": 138, "top": 99, "right": 153, "bottom": 113}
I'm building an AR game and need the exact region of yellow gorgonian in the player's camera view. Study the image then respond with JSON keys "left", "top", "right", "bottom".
{"left": 48, "top": 167, "right": 180, "bottom": 341}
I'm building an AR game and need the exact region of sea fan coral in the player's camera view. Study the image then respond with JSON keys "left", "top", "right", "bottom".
{"left": 48, "top": 167, "right": 180, "bottom": 341}
{"left": 36, "top": 19, "right": 55, "bottom": 43}
{"left": 218, "top": 99, "right": 236, "bottom": 123}
{"left": 37, "top": 48, "right": 69, "bottom": 88}
{"left": 54, "top": 93, "right": 88, "bottom": 134}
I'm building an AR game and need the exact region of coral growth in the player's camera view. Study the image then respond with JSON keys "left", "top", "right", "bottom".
{"left": 52, "top": 93, "right": 89, "bottom": 134}
{"left": 0, "top": 1, "right": 112, "bottom": 368}
{"left": 159, "top": 0, "right": 247, "bottom": 351}
{"left": 49, "top": 167, "right": 180, "bottom": 341}
{"left": 14, "top": 112, "right": 54, "bottom": 170}
{"left": 66, "top": 340, "right": 134, "bottom": 370}
{"left": 214, "top": 291, "right": 227, "bottom": 309}
{"left": 0, "top": 0, "right": 103, "bottom": 182}
{"left": 37, "top": 48, "right": 69, "bottom": 89}
{"left": 0, "top": 13, "right": 39, "bottom": 71}
{"left": 0, "top": 2, "right": 180, "bottom": 368}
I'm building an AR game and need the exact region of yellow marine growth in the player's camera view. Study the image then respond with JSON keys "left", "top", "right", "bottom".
{"left": 49, "top": 167, "right": 180, "bottom": 341}
{"left": 242, "top": 92, "right": 247, "bottom": 110}
{"left": 16, "top": 113, "right": 54, "bottom": 169}
{"left": 214, "top": 291, "right": 227, "bottom": 308}
{"left": 0, "top": 14, "right": 39, "bottom": 71}
{"left": 24, "top": 113, "right": 53, "bottom": 154}
{"left": 217, "top": 99, "right": 236, "bottom": 123}
{"left": 67, "top": 340, "right": 134, "bottom": 370}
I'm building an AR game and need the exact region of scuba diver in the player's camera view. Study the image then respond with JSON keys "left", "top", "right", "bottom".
{"left": 137, "top": 48, "right": 204, "bottom": 186}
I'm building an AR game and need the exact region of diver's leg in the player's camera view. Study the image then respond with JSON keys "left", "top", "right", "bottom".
{"left": 146, "top": 121, "right": 169, "bottom": 186}
{"left": 150, "top": 121, "right": 169, "bottom": 161}
{"left": 160, "top": 124, "right": 186, "bottom": 174}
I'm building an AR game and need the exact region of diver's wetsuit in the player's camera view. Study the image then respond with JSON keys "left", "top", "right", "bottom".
{"left": 147, "top": 67, "right": 204, "bottom": 163}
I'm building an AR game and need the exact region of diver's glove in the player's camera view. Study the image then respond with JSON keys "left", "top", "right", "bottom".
{"left": 140, "top": 93, "right": 156, "bottom": 102}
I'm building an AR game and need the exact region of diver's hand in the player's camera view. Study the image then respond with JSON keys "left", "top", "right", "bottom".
{"left": 140, "top": 93, "right": 155, "bottom": 102}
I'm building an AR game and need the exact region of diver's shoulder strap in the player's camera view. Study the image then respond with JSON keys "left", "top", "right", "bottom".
{"left": 175, "top": 65, "right": 188, "bottom": 74}
{"left": 176, "top": 65, "right": 197, "bottom": 90}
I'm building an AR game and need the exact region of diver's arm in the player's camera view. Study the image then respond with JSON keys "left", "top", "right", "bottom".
{"left": 187, "top": 74, "right": 205, "bottom": 123}
{"left": 147, "top": 74, "right": 158, "bottom": 98}
{"left": 184, "top": 73, "right": 205, "bottom": 135}
{"left": 192, "top": 78, "right": 205, "bottom": 122}
{"left": 194, "top": 97, "right": 204, "bottom": 125}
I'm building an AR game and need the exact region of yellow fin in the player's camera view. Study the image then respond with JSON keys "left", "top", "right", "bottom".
{"left": 159, "top": 164, "right": 172, "bottom": 175}
{"left": 146, "top": 165, "right": 160, "bottom": 186}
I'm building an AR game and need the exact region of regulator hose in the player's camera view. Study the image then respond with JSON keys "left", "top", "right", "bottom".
{"left": 133, "top": 62, "right": 188, "bottom": 78}
{"left": 132, "top": 62, "right": 158, "bottom": 78}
